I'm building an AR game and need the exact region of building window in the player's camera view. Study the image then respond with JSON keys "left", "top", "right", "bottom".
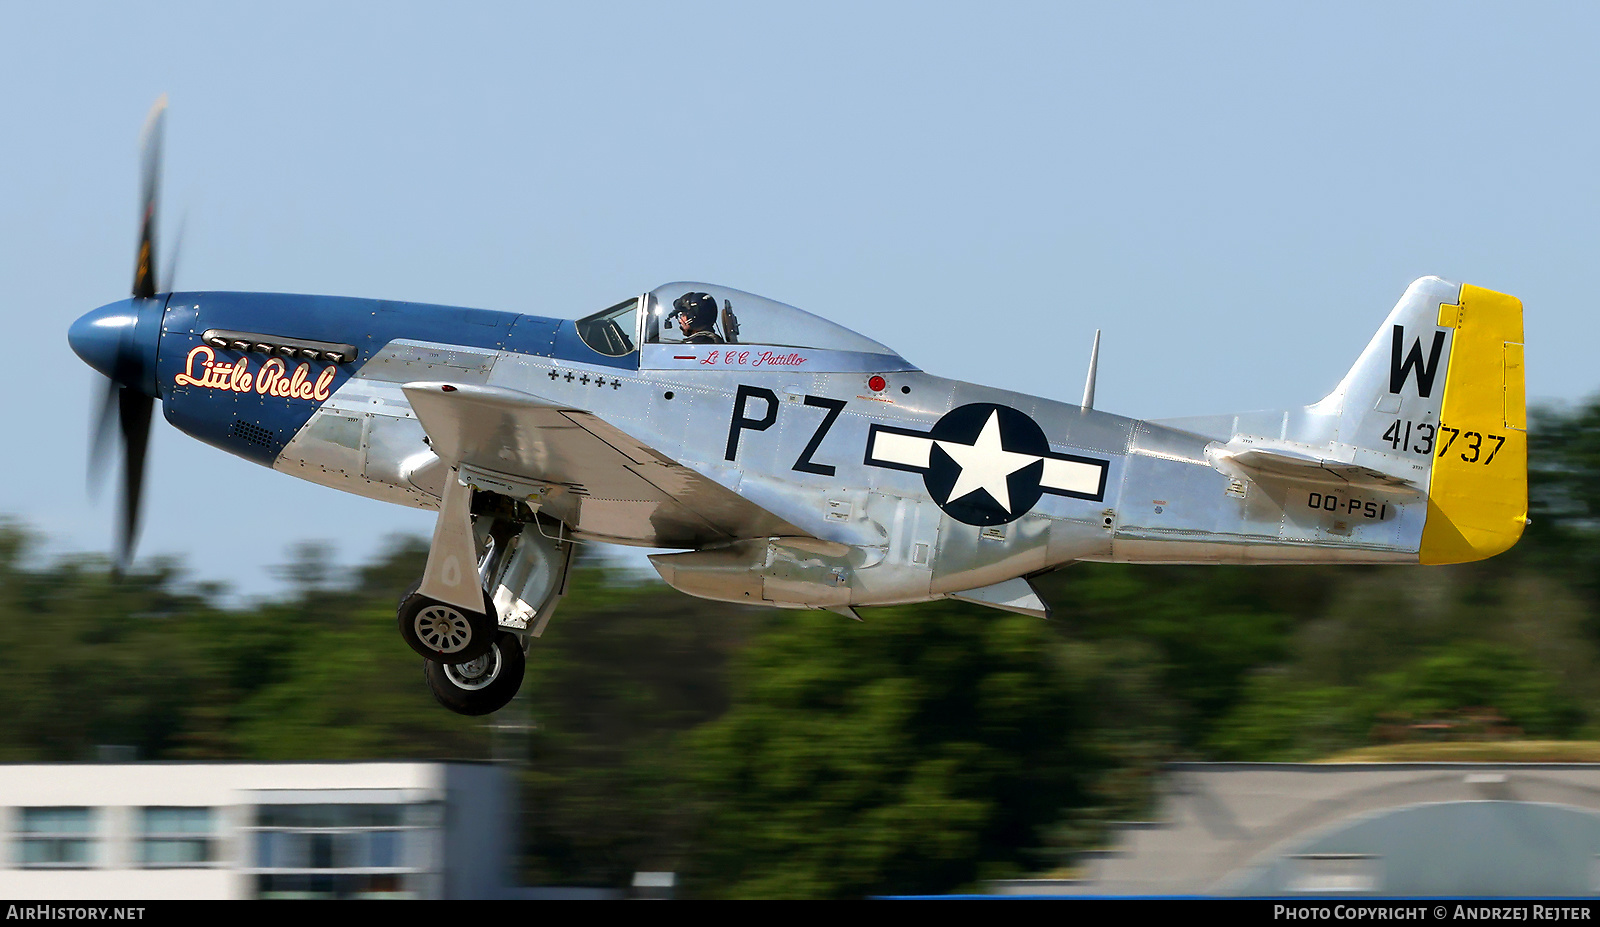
{"left": 17, "top": 808, "right": 96, "bottom": 868}
{"left": 247, "top": 803, "right": 436, "bottom": 899}
{"left": 139, "top": 807, "right": 215, "bottom": 867}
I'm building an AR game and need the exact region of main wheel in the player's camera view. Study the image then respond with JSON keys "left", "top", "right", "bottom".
{"left": 424, "top": 631, "right": 526, "bottom": 716}
{"left": 397, "top": 583, "right": 496, "bottom": 662}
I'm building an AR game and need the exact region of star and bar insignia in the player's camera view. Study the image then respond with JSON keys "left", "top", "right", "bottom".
{"left": 864, "top": 402, "right": 1109, "bottom": 526}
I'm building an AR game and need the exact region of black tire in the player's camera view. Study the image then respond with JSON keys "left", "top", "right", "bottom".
{"left": 423, "top": 631, "right": 525, "bottom": 716}
{"left": 397, "top": 584, "right": 496, "bottom": 663}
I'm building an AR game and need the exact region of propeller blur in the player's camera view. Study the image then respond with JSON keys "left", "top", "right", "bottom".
{"left": 73, "top": 96, "right": 167, "bottom": 572}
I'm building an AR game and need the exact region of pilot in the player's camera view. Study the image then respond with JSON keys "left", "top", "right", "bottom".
{"left": 671, "top": 292, "right": 724, "bottom": 345}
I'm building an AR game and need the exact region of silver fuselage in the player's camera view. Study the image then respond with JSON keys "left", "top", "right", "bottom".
{"left": 275, "top": 337, "right": 1415, "bottom": 609}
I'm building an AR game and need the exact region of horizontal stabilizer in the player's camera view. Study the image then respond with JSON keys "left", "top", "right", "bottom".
{"left": 948, "top": 577, "right": 1051, "bottom": 619}
{"left": 1212, "top": 441, "right": 1422, "bottom": 493}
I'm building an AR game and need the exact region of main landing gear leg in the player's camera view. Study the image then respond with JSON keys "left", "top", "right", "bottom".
{"left": 397, "top": 467, "right": 498, "bottom": 662}
{"left": 418, "top": 513, "right": 573, "bottom": 716}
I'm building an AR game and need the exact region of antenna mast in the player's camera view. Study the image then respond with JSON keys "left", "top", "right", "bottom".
{"left": 1081, "top": 329, "right": 1101, "bottom": 410}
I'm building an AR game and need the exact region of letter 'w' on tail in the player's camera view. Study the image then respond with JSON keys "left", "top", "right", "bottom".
{"left": 1390, "top": 325, "right": 1447, "bottom": 397}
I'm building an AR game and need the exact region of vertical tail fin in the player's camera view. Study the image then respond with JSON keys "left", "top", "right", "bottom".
{"left": 1313, "top": 277, "right": 1527, "bottom": 562}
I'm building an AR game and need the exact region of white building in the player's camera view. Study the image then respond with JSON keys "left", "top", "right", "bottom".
{"left": 0, "top": 762, "right": 512, "bottom": 900}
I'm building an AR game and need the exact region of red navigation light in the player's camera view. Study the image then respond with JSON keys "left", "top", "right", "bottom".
{"left": 868, "top": 375, "right": 887, "bottom": 392}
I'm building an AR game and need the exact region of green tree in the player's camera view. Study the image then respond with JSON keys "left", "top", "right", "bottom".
{"left": 1368, "top": 640, "right": 1581, "bottom": 737}
{"left": 0, "top": 522, "right": 224, "bottom": 761}
{"left": 683, "top": 602, "right": 1095, "bottom": 898}
{"left": 516, "top": 557, "right": 759, "bottom": 887}
{"left": 1037, "top": 562, "right": 1313, "bottom": 748}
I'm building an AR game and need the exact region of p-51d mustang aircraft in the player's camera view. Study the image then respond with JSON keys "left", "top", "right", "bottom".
{"left": 69, "top": 101, "right": 1527, "bottom": 715}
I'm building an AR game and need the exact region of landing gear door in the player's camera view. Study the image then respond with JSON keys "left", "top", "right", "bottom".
{"left": 488, "top": 523, "right": 574, "bottom": 638}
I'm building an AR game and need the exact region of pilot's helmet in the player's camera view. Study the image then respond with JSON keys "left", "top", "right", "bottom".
{"left": 671, "top": 292, "right": 718, "bottom": 330}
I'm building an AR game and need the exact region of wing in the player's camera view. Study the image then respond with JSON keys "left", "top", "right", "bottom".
{"left": 402, "top": 381, "right": 805, "bottom": 547}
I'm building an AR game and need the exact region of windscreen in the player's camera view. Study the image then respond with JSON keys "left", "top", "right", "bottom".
{"left": 574, "top": 297, "right": 640, "bottom": 357}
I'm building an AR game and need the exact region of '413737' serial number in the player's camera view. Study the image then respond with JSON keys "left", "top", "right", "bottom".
{"left": 1382, "top": 419, "right": 1505, "bottom": 465}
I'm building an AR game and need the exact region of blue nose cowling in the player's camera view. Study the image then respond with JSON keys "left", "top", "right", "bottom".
{"left": 69, "top": 297, "right": 164, "bottom": 396}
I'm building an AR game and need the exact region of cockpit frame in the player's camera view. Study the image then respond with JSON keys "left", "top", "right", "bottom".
{"left": 571, "top": 282, "right": 916, "bottom": 373}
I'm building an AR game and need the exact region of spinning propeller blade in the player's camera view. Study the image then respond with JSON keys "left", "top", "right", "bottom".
{"left": 132, "top": 95, "right": 164, "bottom": 300}
{"left": 84, "top": 95, "right": 169, "bottom": 572}
{"left": 87, "top": 375, "right": 118, "bottom": 499}
{"left": 116, "top": 390, "right": 153, "bottom": 570}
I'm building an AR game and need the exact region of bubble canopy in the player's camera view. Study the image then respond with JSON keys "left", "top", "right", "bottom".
{"left": 572, "top": 283, "right": 905, "bottom": 363}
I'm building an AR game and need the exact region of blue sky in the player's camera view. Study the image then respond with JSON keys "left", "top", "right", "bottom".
{"left": 2, "top": 3, "right": 1594, "bottom": 596}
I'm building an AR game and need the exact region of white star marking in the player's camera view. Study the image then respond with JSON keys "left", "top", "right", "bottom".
{"left": 935, "top": 411, "right": 1040, "bottom": 513}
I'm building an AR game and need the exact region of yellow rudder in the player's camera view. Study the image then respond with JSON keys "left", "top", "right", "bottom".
{"left": 1419, "top": 284, "right": 1528, "bottom": 564}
